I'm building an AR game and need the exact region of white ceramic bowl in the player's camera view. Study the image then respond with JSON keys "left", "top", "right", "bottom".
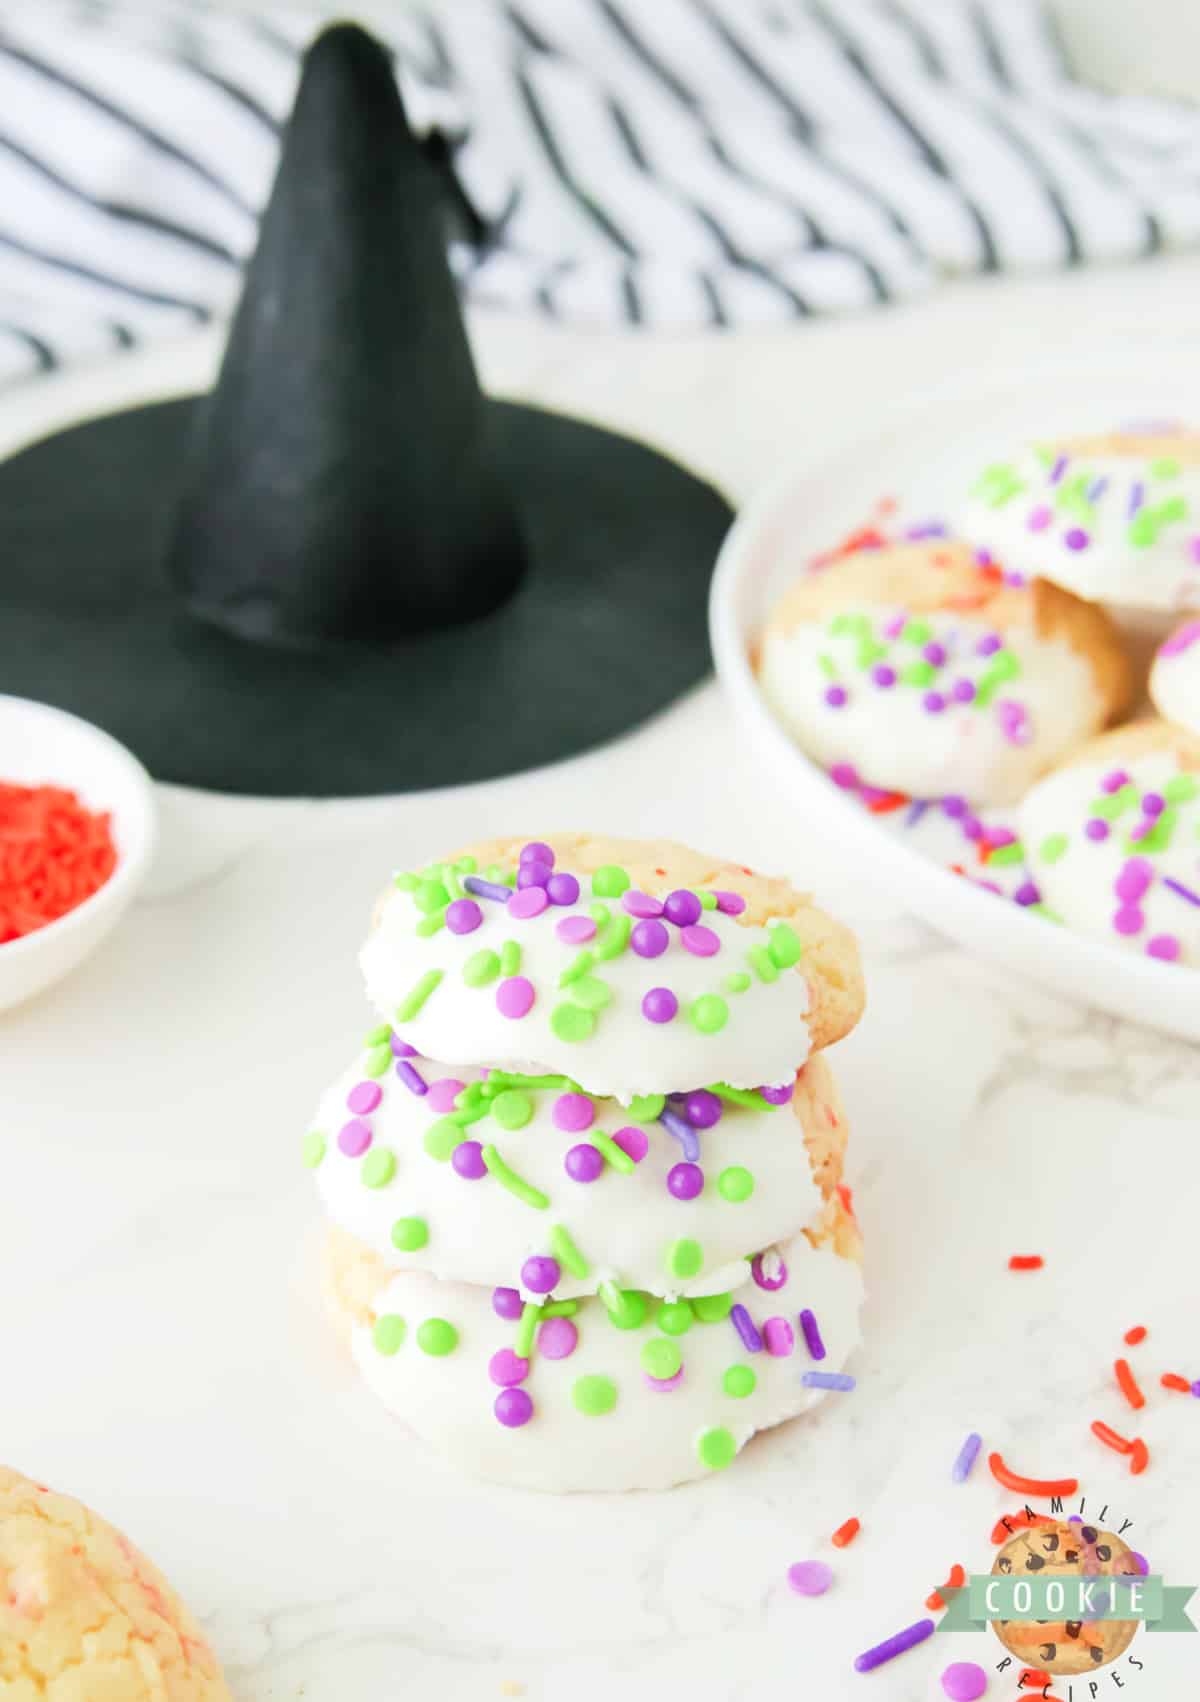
{"left": 708, "top": 354, "right": 1200, "bottom": 1043}
{"left": 0, "top": 696, "right": 155, "bottom": 1012}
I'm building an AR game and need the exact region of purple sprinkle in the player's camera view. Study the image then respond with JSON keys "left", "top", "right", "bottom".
{"left": 509, "top": 885, "right": 549, "bottom": 919}
{"left": 962, "top": 816, "right": 984, "bottom": 842}
{"left": 1014, "top": 881, "right": 1041, "bottom": 906}
{"left": 396, "top": 1059, "right": 428, "bottom": 1095}
{"left": 622, "top": 889, "right": 664, "bottom": 918}
{"left": 882, "top": 613, "right": 907, "bottom": 639}
{"left": 546, "top": 872, "right": 580, "bottom": 906}
{"left": 975, "top": 633, "right": 1002, "bottom": 658}
{"left": 941, "top": 1661, "right": 989, "bottom": 1701}
{"left": 644, "top": 1367, "right": 685, "bottom": 1392}
{"left": 631, "top": 918, "right": 669, "bottom": 958}
{"left": 798, "top": 1308, "right": 826, "bottom": 1361}
{"left": 488, "top": 1348, "right": 529, "bottom": 1387}
{"left": 829, "top": 762, "right": 859, "bottom": 789}
{"left": 802, "top": 1371, "right": 855, "bottom": 1391}
{"left": 337, "top": 1119, "right": 372, "bottom": 1157}
{"left": 1101, "top": 768, "right": 1130, "bottom": 793}
{"left": 517, "top": 862, "right": 551, "bottom": 890}
{"left": 565, "top": 1143, "right": 604, "bottom": 1183}
{"left": 1147, "top": 934, "right": 1181, "bottom": 961}
{"left": 494, "top": 1388, "right": 534, "bottom": 1428}
{"left": 1129, "top": 480, "right": 1145, "bottom": 517}
{"left": 660, "top": 1108, "right": 700, "bottom": 1162}
{"left": 1190, "top": 538, "right": 1200, "bottom": 567}
{"left": 1132, "top": 1550, "right": 1151, "bottom": 1573}
{"left": 730, "top": 1303, "right": 763, "bottom": 1353}
{"left": 1192, "top": 1382, "right": 1200, "bottom": 1399}
{"left": 951, "top": 677, "right": 976, "bottom": 704}
{"left": 788, "top": 1559, "right": 833, "bottom": 1596}
{"left": 1068, "top": 1515, "right": 1083, "bottom": 1525}
{"left": 1114, "top": 905, "right": 1145, "bottom": 936}
{"left": 553, "top": 1093, "right": 595, "bottom": 1133}
{"left": 764, "top": 1317, "right": 795, "bottom": 1357}
{"left": 496, "top": 976, "right": 535, "bottom": 1019}
{"left": 759, "top": 1081, "right": 794, "bottom": 1105}
{"left": 521, "top": 1255, "right": 560, "bottom": 1294}
{"left": 1163, "top": 876, "right": 1200, "bottom": 907}
{"left": 667, "top": 1161, "right": 704, "bottom": 1200}
{"left": 463, "top": 875, "right": 514, "bottom": 903}
{"left": 714, "top": 890, "right": 746, "bottom": 915}
{"left": 492, "top": 1285, "right": 522, "bottom": 1320}
{"left": 905, "top": 520, "right": 948, "bottom": 539}
{"left": 905, "top": 799, "right": 931, "bottom": 828}
{"left": 346, "top": 1080, "right": 382, "bottom": 1115}
{"left": 951, "top": 1432, "right": 982, "bottom": 1483}
{"left": 663, "top": 889, "right": 703, "bottom": 928}
{"left": 452, "top": 1139, "right": 486, "bottom": 1179}
{"left": 1049, "top": 454, "right": 1068, "bottom": 484}
{"left": 871, "top": 662, "right": 897, "bottom": 688}
{"left": 1027, "top": 504, "right": 1052, "bottom": 532}
{"left": 391, "top": 1033, "right": 418, "bottom": 1058}
{"left": 1085, "top": 818, "right": 1110, "bottom": 842}
{"left": 1088, "top": 476, "right": 1109, "bottom": 502}
{"left": 751, "top": 1251, "right": 788, "bottom": 1291}
{"left": 556, "top": 914, "right": 596, "bottom": 944}
{"left": 942, "top": 794, "right": 968, "bottom": 820}
{"left": 824, "top": 684, "right": 848, "bottom": 708}
{"left": 923, "top": 691, "right": 946, "bottom": 715}
{"left": 680, "top": 923, "right": 720, "bottom": 957}
{"left": 444, "top": 897, "right": 483, "bottom": 935}
{"left": 612, "top": 1125, "right": 649, "bottom": 1163}
{"left": 1004, "top": 570, "right": 1028, "bottom": 588}
{"left": 1160, "top": 619, "right": 1200, "bottom": 656}
{"left": 1116, "top": 858, "right": 1153, "bottom": 900}
{"left": 519, "top": 842, "right": 554, "bottom": 867}
{"left": 538, "top": 1317, "right": 578, "bottom": 1360}
{"left": 987, "top": 826, "right": 1017, "bottom": 849}
{"left": 685, "top": 1089, "right": 722, "bottom": 1126}
{"left": 1142, "top": 792, "right": 1166, "bottom": 817}
{"left": 641, "top": 986, "right": 678, "bottom": 1023}
{"left": 922, "top": 641, "right": 947, "bottom": 667}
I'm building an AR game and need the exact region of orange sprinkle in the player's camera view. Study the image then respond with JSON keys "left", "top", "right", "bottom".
{"left": 1161, "top": 1373, "right": 1191, "bottom": 1393}
{"left": 831, "top": 1517, "right": 860, "bottom": 1548}
{"left": 926, "top": 1563, "right": 965, "bottom": 1610}
{"left": 0, "top": 782, "right": 117, "bottom": 943}
{"left": 1090, "top": 1420, "right": 1134, "bottom": 1456}
{"left": 1130, "top": 1439, "right": 1150, "bottom": 1476}
{"left": 988, "top": 1453, "right": 1078, "bottom": 1499}
{"left": 1020, "top": 1672, "right": 1051, "bottom": 1689}
{"left": 1008, "top": 1255, "right": 1044, "bottom": 1271}
{"left": 836, "top": 1183, "right": 855, "bottom": 1219}
{"left": 866, "top": 792, "right": 909, "bottom": 815}
{"left": 1114, "top": 1358, "right": 1145, "bottom": 1411}
{"left": 1124, "top": 1326, "right": 1147, "bottom": 1346}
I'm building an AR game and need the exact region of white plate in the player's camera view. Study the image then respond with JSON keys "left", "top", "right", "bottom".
{"left": 0, "top": 696, "right": 156, "bottom": 1011}
{"left": 709, "top": 349, "right": 1200, "bottom": 1043}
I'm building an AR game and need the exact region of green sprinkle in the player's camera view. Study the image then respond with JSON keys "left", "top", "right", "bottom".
{"left": 1130, "top": 511, "right": 1159, "bottom": 549}
{"left": 416, "top": 1318, "right": 458, "bottom": 1357}
{"left": 627, "top": 1093, "right": 665, "bottom": 1122}
{"left": 657, "top": 1299, "right": 694, "bottom": 1336}
{"left": 1160, "top": 495, "right": 1189, "bottom": 523}
{"left": 717, "top": 1165, "right": 754, "bottom": 1202}
{"left": 855, "top": 638, "right": 887, "bottom": 670}
{"left": 711, "top": 1083, "right": 775, "bottom": 1110}
{"left": 569, "top": 975, "right": 612, "bottom": 1012}
{"left": 363, "top": 1044, "right": 392, "bottom": 1078}
{"left": 723, "top": 1365, "right": 756, "bottom": 1398}
{"left": 592, "top": 865, "right": 631, "bottom": 898}
{"left": 424, "top": 1117, "right": 464, "bottom": 1161}
{"left": 415, "top": 879, "right": 449, "bottom": 915}
{"left": 689, "top": 995, "right": 728, "bottom": 1035}
{"left": 572, "top": 1374, "right": 618, "bottom": 1416}
{"left": 666, "top": 1237, "right": 703, "bottom": 1280}
{"left": 768, "top": 922, "right": 802, "bottom": 968}
{"left": 372, "top": 1315, "right": 406, "bottom": 1355}
{"left": 589, "top": 902, "right": 611, "bottom": 926}
{"left": 549, "top": 1224, "right": 590, "bottom": 1280}
{"left": 594, "top": 914, "right": 632, "bottom": 962}
{"left": 974, "top": 650, "right": 1022, "bottom": 708}
{"left": 902, "top": 660, "right": 936, "bottom": 688}
{"left": 397, "top": 969, "right": 443, "bottom": 1023}
{"left": 449, "top": 1099, "right": 488, "bottom": 1127}
{"left": 442, "top": 864, "right": 464, "bottom": 900}
{"left": 987, "top": 841, "right": 1025, "bottom": 867}
{"left": 463, "top": 949, "right": 500, "bottom": 987}
{"left": 489, "top": 1071, "right": 573, "bottom": 1091}
{"left": 391, "top": 1217, "right": 428, "bottom": 1252}
{"left": 641, "top": 1338, "right": 682, "bottom": 1381}
{"left": 364, "top": 1022, "right": 391, "bottom": 1047}
{"left": 1151, "top": 457, "right": 1181, "bottom": 478}
{"left": 392, "top": 871, "right": 418, "bottom": 892}
{"left": 724, "top": 971, "right": 752, "bottom": 993}
{"left": 587, "top": 1129, "right": 635, "bottom": 1175}
{"left": 1039, "top": 833, "right": 1069, "bottom": 864}
{"left": 542, "top": 1300, "right": 579, "bottom": 1318}
{"left": 699, "top": 890, "right": 718, "bottom": 910}
{"left": 747, "top": 945, "right": 779, "bottom": 983}
{"left": 515, "top": 1301, "right": 543, "bottom": 1359}
{"left": 818, "top": 652, "right": 837, "bottom": 680}
{"left": 455, "top": 855, "right": 477, "bottom": 874}
{"left": 1055, "top": 473, "right": 1092, "bottom": 519}
{"left": 1089, "top": 784, "right": 1138, "bottom": 821}
{"left": 1164, "top": 774, "right": 1199, "bottom": 803}
{"left": 902, "top": 618, "right": 932, "bottom": 645}
{"left": 481, "top": 1144, "right": 549, "bottom": 1209}
{"left": 500, "top": 939, "right": 521, "bottom": 979}
{"left": 484, "top": 863, "right": 506, "bottom": 881}
{"left": 491, "top": 1090, "right": 533, "bottom": 1130}
{"left": 560, "top": 949, "right": 595, "bottom": 986}
{"left": 693, "top": 1292, "right": 733, "bottom": 1324}
{"left": 830, "top": 612, "right": 870, "bottom": 637}
{"left": 415, "top": 913, "right": 444, "bottom": 937}
{"left": 697, "top": 1426, "right": 737, "bottom": 1470}
{"left": 360, "top": 1147, "right": 396, "bottom": 1188}
{"left": 1030, "top": 903, "right": 1065, "bottom": 924}
{"left": 551, "top": 1003, "right": 596, "bottom": 1044}
{"left": 599, "top": 1283, "right": 646, "bottom": 1329}
{"left": 1128, "top": 808, "right": 1177, "bottom": 855}
{"left": 302, "top": 1131, "right": 326, "bottom": 1169}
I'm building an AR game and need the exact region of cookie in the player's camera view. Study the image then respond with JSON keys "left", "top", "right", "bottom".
{"left": 756, "top": 542, "right": 1129, "bottom": 805}
{"left": 1150, "top": 618, "right": 1200, "bottom": 738}
{"left": 324, "top": 1211, "right": 863, "bottom": 1493}
{"left": 361, "top": 834, "right": 864, "bottom": 1099}
{"left": 991, "top": 1520, "right": 1140, "bottom": 1674}
{"left": 1019, "top": 720, "right": 1200, "bottom": 964}
{"left": 308, "top": 1044, "right": 848, "bottom": 1299}
{"left": 0, "top": 1465, "right": 231, "bottom": 1700}
{"left": 959, "top": 431, "right": 1200, "bottom": 611}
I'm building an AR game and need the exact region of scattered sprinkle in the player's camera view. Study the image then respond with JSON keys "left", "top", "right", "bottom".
{"left": 481, "top": 1145, "right": 549, "bottom": 1210}
{"left": 952, "top": 1432, "right": 982, "bottom": 1483}
{"left": 1114, "top": 1357, "right": 1146, "bottom": 1410}
{"left": 801, "top": 1371, "right": 855, "bottom": 1392}
{"left": 831, "top": 1517, "right": 860, "bottom": 1549}
{"left": 987, "top": 1453, "right": 1077, "bottom": 1498}
{"left": 853, "top": 1618, "right": 934, "bottom": 1674}
{"left": 1009, "top": 1254, "right": 1044, "bottom": 1271}
{"left": 787, "top": 1560, "right": 833, "bottom": 1596}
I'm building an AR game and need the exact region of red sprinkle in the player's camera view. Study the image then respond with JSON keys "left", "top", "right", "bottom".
{"left": 1090, "top": 1420, "right": 1134, "bottom": 1456}
{"left": 1114, "top": 1358, "right": 1145, "bottom": 1411}
{"left": 1161, "top": 1373, "right": 1192, "bottom": 1393}
{"left": 1008, "top": 1255, "right": 1044, "bottom": 1271}
{"left": 0, "top": 783, "right": 117, "bottom": 942}
{"left": 926, "top": 1563, "right": 965, "bottom": 1611}
{"left": 831, "top": 1517, "right": 860, "bottom": 1549}
{"left": 1020, "top": 1671, "right": 1051, "bottom": 1688}
{"left": 988, "top": 1453, "right": 1078, "bottom": 1499}
{"left": 1124, "top": 1326, "right": 1147, "bottom": 1346}
{"left": 1129, "top": 1439, "right": 1150, "bottom": 1476}
{"left": 866, "top": 792, "right": 909, "bottom": 815}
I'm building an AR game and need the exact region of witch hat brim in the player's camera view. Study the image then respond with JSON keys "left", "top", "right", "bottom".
{"left": 0, "top": 25, "right": 731, "bottom": 797}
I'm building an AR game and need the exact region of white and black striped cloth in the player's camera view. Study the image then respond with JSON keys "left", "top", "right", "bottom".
{"left": 3, "top": 0, "right": 1200, "bottom": 390}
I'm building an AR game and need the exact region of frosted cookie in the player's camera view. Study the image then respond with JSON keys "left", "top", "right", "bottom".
{"left": 324, "top": 1209, "right": 863, "bottom": 1493}
{"left": 0, "top": 1465, "right": 231, "bottom": 1700}
{"left": 959, "top": 431, "right": 1200, "bottom": 611}
{"left": 360, "top": 834, "right": 864, "bottom": 1098}
{"left": 1149, "top": 618, "right": 1200, "bottom": 737}
{"left": 307, "top": 1044, "right": 846, "bottom": 1299}
{"left": 756, "top": 542, "right": 1129, "bottom": 805}
{"left": 1019, "top": 721, "right": 1200, "bottom": 964}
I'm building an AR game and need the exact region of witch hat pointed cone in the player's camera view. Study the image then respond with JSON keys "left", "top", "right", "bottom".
{"left": 168, "top": 23, "right": 525, "bottom": 645}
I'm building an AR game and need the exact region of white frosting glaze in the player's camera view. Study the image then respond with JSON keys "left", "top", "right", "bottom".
{"left": 758, "top": 606, "right": 1099, "bottom": 805}
{"left": 360, "top": 869, "right": 812, "bottom": 1099}
{"left": 959, "top": 448, "right": 1200, "bottom": 612}
{"left": 1019, "top": 749, "right": 1200, "bottom": 965}
{"left": 309, "top": 1049, "right": 830, "bottom": 1298}
{"left": 349, "top": 1230, "right": 864, "bottom": 1492}
{"left": 1149, "top": 622, "right": 1200, "bottom": 738}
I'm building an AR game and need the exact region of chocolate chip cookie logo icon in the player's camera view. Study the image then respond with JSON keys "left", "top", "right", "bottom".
{"left": 990, "top": 1520, "right": 1141, "bottom": 1676}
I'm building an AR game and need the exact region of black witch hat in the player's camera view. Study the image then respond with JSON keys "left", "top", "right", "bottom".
{"left": 0, "top": 24, "right": 731, "bottom": 796}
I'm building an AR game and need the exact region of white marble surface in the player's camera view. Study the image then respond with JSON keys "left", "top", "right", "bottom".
{"left": 3, "top": 259, "right": 1200, "bottom": 1699}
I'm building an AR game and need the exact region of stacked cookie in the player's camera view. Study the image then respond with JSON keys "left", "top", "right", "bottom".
{"left": 306, "top": 834, "right": 865, "bottom": 1491}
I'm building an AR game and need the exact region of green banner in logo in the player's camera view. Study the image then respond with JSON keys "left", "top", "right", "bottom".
{"left": 938, "top": 1579, "right": 1196, "bottom": 1634}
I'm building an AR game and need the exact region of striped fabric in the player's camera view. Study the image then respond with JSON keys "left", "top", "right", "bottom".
{"left": 2, "top": 0, "right": 1200, "bottom": 390}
